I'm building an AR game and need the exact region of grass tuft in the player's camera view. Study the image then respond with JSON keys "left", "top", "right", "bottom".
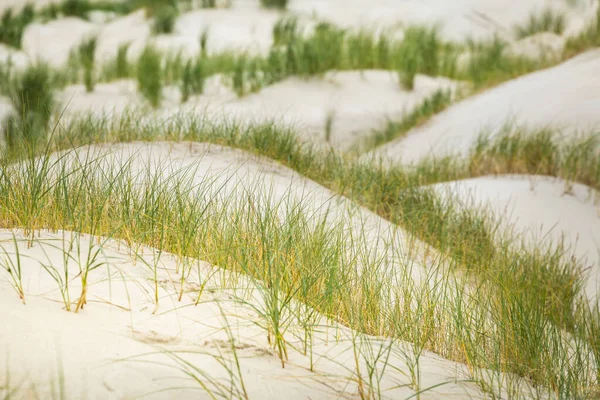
{"left": 363, "top": 89, "right": 454, "bottom": 151}
{"left": 260, "top": 0, "right": 288, "bottom": 10}
{"left": 0, "top": 4, "right": 35, "bottom": 48}
{"left": 515, "top": 8, "right": 566, "bottom": 39}
{"left": 151, "top": 4, "right": 178, "bottom": 35}
{"left": 78, "top": 36, "right": 97, "bottom": 93}
{"left": 61, "top": 0, "right": 92, "bottom": 19}
{"left": 5, "top": 63, "right": 55, "bottom": 149}
{"left": 136, "top": 45, "right": 163, "bottom": 108}
{"left": 180, "top": 57, "right": 205, "bottom": 103}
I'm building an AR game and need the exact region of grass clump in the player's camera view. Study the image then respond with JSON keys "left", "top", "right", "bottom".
{"left": 77, "top": 36, "right": 97, "bottom": 92}
{"left": 151, "top": 4, "right": 178, "bottom": 35}
{"left": 397, "top": 44, "right": 419, "bottom": 90}
{"left": 460, "top": 36, "right": 547, "bottom": 88}
{"left": 60, "top": 0, "right": 92, "bottom": 18}
{"left": 515, "top": 7, "right": 566, "bottom": 39}
{"left": 115, "top": 43, "right": 131, "bottom": 78}
{"left": 0, "top": 4, "right": 35, "bottom": 48}
{"left": 468, "top": 128, "right": 600, "bottom": 190}
{"left": 180, "top": 57, "right": 205, "bottom": 102}
{"left": 283, "top": 22, "right": 345, "bottom": 77}
{"left": 4, "top": 63, "right": 55, "bottom": 149}
{"left": 363, "top": 89, "right": 454, "bottom": 151}
{"left": 99, "top": 42, "right": 132, "bottom": 80}
{"left": 136, "top": 45, "right": 163, "bottom": 107}
{"left": 399, "top": 26, "right": 441, "bottom": 77}
{"left": 273, "top": 17, "right": 298, "bottom": 47}
{"left": 260, "top": 0, "right": 288, "bottom": 9}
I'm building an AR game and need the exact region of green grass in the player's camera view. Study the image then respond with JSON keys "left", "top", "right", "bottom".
{"left": 0, "top": 4, "right": 35, "bottom": 48}
{"left": 273, "top": 17, "right": 298, "bottom": 47}
{"left": 360, "top": 89, "right": 455, "bottom": 152}
{"left": 136, "top": 45, "right": 163, "bottom": 107}
{"left": 180, "top": 56, "right": 206, "bottom": 102}
{"left": 260, "top": 0, "right": 288, "bottom": 9}
{"left": 77, "top": 36, "right": 98, "bottom": 93}
{"left": 115, "top": 42, "right": 131, "bottom": 79}
{"left": 100, "top": 42, "right": 131, "bottom": 80}
{"left": 459, "top": 35, "right": 552, "bottom": 88}
{"left": 151, "top": 4, "right": 178, "bottom": 35}
{"left": 515, "top": 7, "right": 567, "bottom": 39}
{"left": 1, "top": 115, "right": 599, "bottom": 397}
{"left": 396, "top": 26, "right": 442, "bottom": 89}
{"left": 565, "top": 7, "right": 600, "bottom": 56}
{"left": 201, "top": 0, "right": 217, "bottom": 8}
{"left": 12, "top": 12, "right": 591, "bottom": 136}
{"left": 4, "top": 63, "right": 55, "bottom": 149}
{"left": 468, "top": 128, "right": 600, "bottom": 190}
{"left": 60, "top": 0, "right": 95, "bottom": 19}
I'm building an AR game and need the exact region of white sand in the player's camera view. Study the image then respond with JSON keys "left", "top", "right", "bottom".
{"left": 95, "top": 9, "right": 151, "bottom": 64}
{"left": 185, "top": 71, "right": 459, "bottom": 150}
{"left": 431, "top": 175, "right": 600, "bottom": 304}
{"left": 172, "top": 7, "right": 282, "bottom": 57}
{"left": 22, "top": 17, "right": 100, "bottom": 68}
{"left": 372, "top": 49, "right": 600, "bottom": 164}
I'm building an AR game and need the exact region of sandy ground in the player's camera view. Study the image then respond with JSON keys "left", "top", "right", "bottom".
{"left": 371, "top": 49, "right": 600, "bottom": 164}
{"left": 431, "top": 174, "right": 600, "bottom": 305}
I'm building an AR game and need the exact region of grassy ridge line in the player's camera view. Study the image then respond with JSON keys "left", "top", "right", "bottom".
{"left": 4, "top": 114, "right": 600, "bottom": 396}
{"left": 357, "top": 89, "right": 456, "bottom": 152}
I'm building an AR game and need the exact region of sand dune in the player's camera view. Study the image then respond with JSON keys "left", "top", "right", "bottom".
{"left": 53, "top": 71, "right": 458, "bottom": 150}
{"left": 371, "top": 49, "right": 600, "bottom": 164}
{"left": 0, "top": 228, "right": 495, "bottom": 399}
{"left": 431, "top": 174, "right": 600, "bottom": 304}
